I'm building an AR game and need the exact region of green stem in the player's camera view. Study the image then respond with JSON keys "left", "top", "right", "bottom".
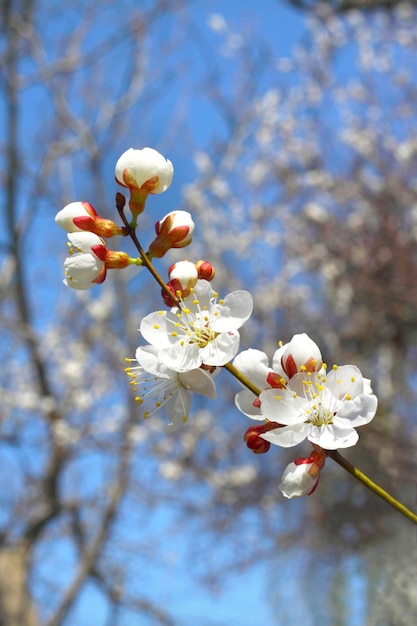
{"left": 223, "top": 362, "right": 261, "bottom": 397}
{"left": 327, "top": 450, "right": 417, "bottom": 525}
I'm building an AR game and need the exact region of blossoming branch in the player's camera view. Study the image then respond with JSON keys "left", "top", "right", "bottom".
{"left": 55, "top": 146, "right": 417, "bottom": 524}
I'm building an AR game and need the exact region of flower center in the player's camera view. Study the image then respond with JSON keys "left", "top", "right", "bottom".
{"left": 172, "top": 293, "right": 221, "bottom": 348}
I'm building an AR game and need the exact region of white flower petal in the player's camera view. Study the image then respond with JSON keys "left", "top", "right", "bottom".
{"left": 158, "top": 343, "right": 202, "bottom": 372}
{"left": 211, "top": 290, "right": 253, "bottom": 332}
{"left": 178, "top": 368, "right": 217, "bottom": 399}
{"left": 233, "top": 349, "right": 271, "bottom": 387}
{"left": 326, "top": 365, "right": 364, "bottom": 399}
{"left": 235, "top": 388, "right": 263, "bottom": 419}
{"left": 259, "top": 388, "right": 304, "bottom": 425}
{"left": 140, "top": 311, "right": 178, "bottom": 348}
{"left": 201, "top": 332, "right": 240, "bottom": 366}
{"left": 308, "top": 423, "right": 358, "bottom": 449}
{"left": 135, "top": 345, "right": 173, "bottom": 379}
{"left": 335, "top": 393, "right": 378, "bottom": 426}
{"left": 165, "top": 387, "right": 191, "bottom": 431}
{"left": 261, "top": 423, "right": 309, "bottom": 447}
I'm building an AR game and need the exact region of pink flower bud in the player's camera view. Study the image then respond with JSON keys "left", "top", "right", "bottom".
{"left": 195, "top": 260, "right": 215, "bottom": 281}
{"left": 279, "top": 449, "right": 326, "bottom": 498}
{"left": 148, "top": 211, "right": 195, "bottom": 259}
{"left": 280, "top": 333, "right": 323, "bottom": 379}
{"left": 244, "top": 422, "right": 281, "bottom": 454}
{"left": 55, "top": 202, "right": 122, "bottom": 237}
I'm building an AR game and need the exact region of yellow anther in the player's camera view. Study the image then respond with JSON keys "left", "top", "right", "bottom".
{"left": 275, "top": 395, "right": 282, "bottom": 400}
{"left": 183, "top": 308, "right": 190, "bottom": 314}
{"left": 219, "top": 299, "right": 224, "bottom": 305}
{"left": 345, "top": 394, "right": 351, "bottom": 400}
{"left": 213, "top": 292, "right": 218, "bottom": 298}
{"left": 278, "top": 340, "right": 283, "bottom": 347}
{"left": 332, "top": 364, "right": 338, "bottom": 370}
{"left": 351, "top": 377, "right": 355, "bottom": 383}
{"left": 193, "top": 299, "right": 199, "bottom": 305}
{"left": 182, "top": 415, "right": 188, "bottom": 423}
{"left": 300, "top": 365, "right": 306, "bottom": 371}
{"left": 280, "top": 378, "right": 286, "bottom": 386}
{"left": 135, "top": 397, "right": 143, "bottom": 405}
{"left": 153, "top": 324, "right": 159, "bottom": 329}
{"left": 293, "top": 392, "right": 297, "bottom": 398}
{"left": 171, "top": 331, "right": 178, "bottom": 337}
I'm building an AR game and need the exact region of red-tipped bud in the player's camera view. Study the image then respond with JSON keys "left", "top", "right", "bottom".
{"left": 244, "top": 422, "right": 281, "bottom": 454}
{"left": 195, "top": 260, "right": 215, "bottom": 281}
{"left": 148, "top": 211, "right": 195, "bottom": 259}
{"left": 279, "top": 448, "right": 326, "bottom": 498}
{"left": 115, "top": 147, "right": 174, "bottom": 218}
{"left": 55, "top": 202, "right": 123, "bottom": 238}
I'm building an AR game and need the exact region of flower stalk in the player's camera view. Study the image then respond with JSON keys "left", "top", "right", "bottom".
{"left": 327, "top": 450, "right": 417, "bottom": 525}
{"left": 122, "top": 209, "right": 417, "bottom": 525}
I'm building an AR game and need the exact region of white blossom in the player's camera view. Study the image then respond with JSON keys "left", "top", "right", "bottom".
{"left": 260, "top": 365, "right": 377, "bottom": 450}
{"left": 126, "top": 345, "right": 217, "bottom": 431}
{"left": 140, "top": 280, "right": 253, "bottom": 372}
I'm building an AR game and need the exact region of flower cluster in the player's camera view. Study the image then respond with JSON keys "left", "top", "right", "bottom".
{"left": 55, "top": 148, "right": 193, "bottom": 290}
{"left": 236, "top": 332, "right": 377, "bottom": 497}
{"left": 56, "top": 146, "right": 381, "bottom": 507}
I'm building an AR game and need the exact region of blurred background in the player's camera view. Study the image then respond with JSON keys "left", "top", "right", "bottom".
{"left": 1, "top": 0, "right": 417, "bottom": 624}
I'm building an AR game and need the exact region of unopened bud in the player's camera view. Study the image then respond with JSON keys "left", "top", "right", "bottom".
{"left": 55, "top": 202, "right": 123, "bottom": 237}
{"left": 148, "top": 211, "right": 195, "bottom": 259}
{"left": 279, "top": 448, "right": 326, "bottom": 498}
{"left": 244, "top": 422, "right": 281, "bottom": 454}
{"left": 115, "top": 147, "right": 174, "bottom": 218}
{"left": 195, "top": 260, "right": 215, "bottom": 281}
